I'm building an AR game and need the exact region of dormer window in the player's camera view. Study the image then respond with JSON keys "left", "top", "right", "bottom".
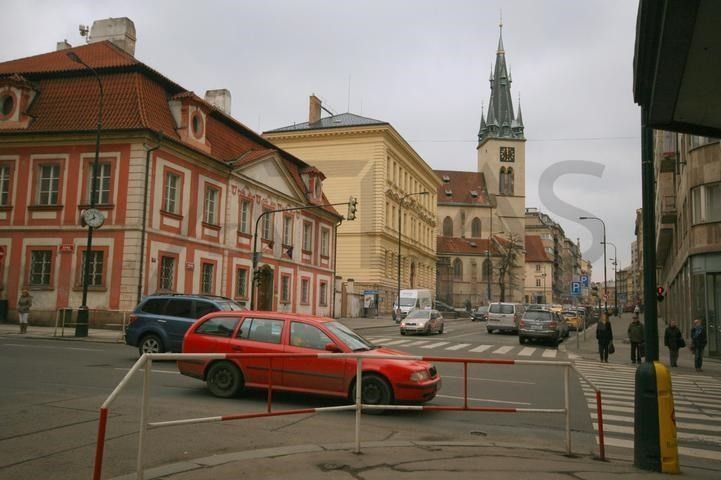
{"left": 0, "top": 93, "right": 15, "bottom": 119}
{"left": 314, "top": 178, "right": 322, "bottom": 199}
{"left": 0, "top": 75, "right": 37, "bottom": 129}
{"left": 191, "top": 111, "right": 204, "bottom": 138}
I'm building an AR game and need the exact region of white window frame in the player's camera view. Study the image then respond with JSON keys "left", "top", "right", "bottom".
{"left": 283, "top": 216, "right": 293, "bottom": 246}
{"left": 164, "top": 172, "right": 180, "bottom": 214}
{"left": 87, "top": 162, "right": 111, "bottom": 205}
{"left": 0, "top": 165, "right": 10, "bottom": 206}
{"left": 320, "top": 228, "right": 330, "bottom": 257}
{"left": 38, "top": 164, "right": 60, "bottom": 205}
{"left": 204, "top": 186, "right": 219, "bottom": 225}
{"left": 239, "top": 199, "right": 251, "bottom": 234}
{"left": 80, "top": 250, "right": 104, "bottom": 287}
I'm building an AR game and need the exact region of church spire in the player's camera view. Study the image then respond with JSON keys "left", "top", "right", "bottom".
{"left": 478, "top": 20, "right": 525, "bottom": 145}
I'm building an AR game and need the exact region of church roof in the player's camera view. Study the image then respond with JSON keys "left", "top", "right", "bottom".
{"left": 435, "top": 170, "right": 491, "bottom": 206}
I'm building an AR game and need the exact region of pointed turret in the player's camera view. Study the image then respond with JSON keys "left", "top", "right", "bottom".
{"left": 478, "top": 22, "right": 525, "bottom": 144}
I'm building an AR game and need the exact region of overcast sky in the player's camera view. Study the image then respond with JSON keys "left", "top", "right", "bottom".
{"left": 2, "top": 0, "right": 643, "bottom": 283}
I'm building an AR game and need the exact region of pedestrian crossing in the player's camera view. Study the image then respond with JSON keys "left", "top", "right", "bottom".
{"left": 573, "top": 359, "right": 721, "bottom": 462}
{"left": 366, "top": 336, "right": 560, "bottom": 358}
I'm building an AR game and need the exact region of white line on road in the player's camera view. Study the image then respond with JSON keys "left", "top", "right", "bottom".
{"left": 369, "top": 338, "right": 392, "bottom": 343}
{"left": 421, "top": 342, "right": 449, "bottom": 349}
{"left": 590, "top": 413, "right": 721, "bottom": 432}
{"left": 468, "top": 345, "right": 493, "bottom": 353}
{"left": 491, "top": 346, "right": 513, "bottom": 354}
{"left": 380, "top": 339, "right": 412, "bottom": 346}
{"left": 442, "top": 375, "right": 535, "bottom": 385}
{"left": 2, "top": 343, "right": 102, "bottom": 352}
{"left": 600, "top": 436, "right": 721, "bottom": 461}
{"left": 436, "top": 394, "right": 531, "bottom": 406}
{"left": 115, "top": 368, "right": 179, "bottom": 375}
{"left": 517, "top": 347, "right": 535, "bottom": 356}
{"left": 445, "top": 343, "right": 472, "bottom": 351}
{"left": 541, "top": 349, "right": 558, "bottom": 358}
{"left": 402, "top": 340, "right": 431, "bottom": 347}
{"left": 594, "top": 423, "right": 721, "bottom": 447}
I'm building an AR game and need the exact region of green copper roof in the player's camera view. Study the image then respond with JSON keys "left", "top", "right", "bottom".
{"left": 478, "top": 24, "right": 525, "bottom": 144}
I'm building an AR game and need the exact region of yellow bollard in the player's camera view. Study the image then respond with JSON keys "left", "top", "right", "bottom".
{"left": 654, "top": 361, "right": 680, "bottom": 474}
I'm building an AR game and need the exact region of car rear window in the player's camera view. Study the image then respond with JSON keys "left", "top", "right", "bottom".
{"left": 237, "top": 318, "right": 283, "bottom": 344}
{"left": 524, "top": 311, "right": 552, "bottom": 321}
{"left": 140, "top": 298, "right": 168, "bottom": 314}
{"left": 406, "top": 310, "right": 432, "bottom": 320}
{"left": 165, "top": 299, "right": 194, "bottom": 318}
{"left": 489, "top": 304, "right": 514, "bottom": 314}
{"left": 195, "top": 317, "right": 240, "bottom": 337}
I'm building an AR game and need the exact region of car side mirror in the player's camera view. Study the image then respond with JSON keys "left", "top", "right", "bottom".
{"left": 325, "top": 343, "right": 342, "bottom": 353}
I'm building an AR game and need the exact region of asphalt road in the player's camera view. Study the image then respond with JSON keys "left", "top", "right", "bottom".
{"left": 0, "top": 322, "right": 598, "bottom": 480}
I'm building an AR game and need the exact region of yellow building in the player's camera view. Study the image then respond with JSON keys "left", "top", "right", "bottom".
{"left": 264, "top": 96, "right": 440, "bottom": 315}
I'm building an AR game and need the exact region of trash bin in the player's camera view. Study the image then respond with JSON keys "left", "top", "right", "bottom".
{"left": 0, "top": 299, "right": 8, "bottom": 323}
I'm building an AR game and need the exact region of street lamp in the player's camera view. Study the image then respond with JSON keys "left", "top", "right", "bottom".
{"left": 579, "top": 216, "right": 607, "bottom": 313}
{"left": 67, "top": 51, "right": 104, "bottom": 337}
{"left": 487, "top": 204, "right": 493, "bottom": 303}
{"left": 397, "top": 192, "right": 428, "bottom": 320}
{"left": 602, "top": 241, "right": 619, "bottom": 316}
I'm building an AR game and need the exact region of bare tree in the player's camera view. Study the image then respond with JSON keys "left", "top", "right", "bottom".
{"left": 494, "top": 233, "right": 524, "bottom": 302}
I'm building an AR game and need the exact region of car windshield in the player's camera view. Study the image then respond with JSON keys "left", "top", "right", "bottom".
{"left": 524, "top": 311, "right": 552, "bottom": 321}
{"left": 489, "top": 304, "right": 514, "bottom": 314}
{"left": 476, "top": 306, "right": 489, "bottom": 313}
{"left": 325, "top": 321, "right": 377, "bottom": 352}
{"left": 399, "top": 298, "right": 416, "bottom": 307}
{"left": 406, "top": 310, "right": 432, "bottom": 320}
{"left": 562, "top": 311, "right": 576, "bottom": 317}
{"left": 218, "top": 301, "right": 245, "bottom": 312}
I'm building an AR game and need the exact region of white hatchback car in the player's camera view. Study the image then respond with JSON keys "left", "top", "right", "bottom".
{"left": 400, "top": 309, "right": 445, "bottom": 335}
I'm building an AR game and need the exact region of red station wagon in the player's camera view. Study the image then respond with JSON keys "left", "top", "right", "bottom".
{"left": 177, "top": 312, "right": 441, "bottom": 407}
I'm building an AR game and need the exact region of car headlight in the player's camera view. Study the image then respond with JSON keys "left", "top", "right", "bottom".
{"left": 410, "top": 370, "right": 430, "bottom": 382}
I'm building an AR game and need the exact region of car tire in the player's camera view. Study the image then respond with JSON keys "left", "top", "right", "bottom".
{"left": 400, "top": 330, "right": 406, "bottom": 336}
{"left": 206, "top": 361, "right": 244, "bottom": 398}
{"left": 519, "top": 336, "right": 526, "bottom": 345}
{"left": 487, "top": 328, "right": 493, "bottom": 334}
{"left": 438, "top": 324, "right": 444, "bottom": 334}
{"left": 351, "top": 374, "right": 392, "bottom": 414}
{"left": 138, "top": 334, "right": 164, "bottom": 356}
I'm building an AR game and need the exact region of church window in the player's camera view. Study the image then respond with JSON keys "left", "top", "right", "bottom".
{"left": 442, "top": 216, "right": 453, "bottom": 237}
{"left": 471, "top": 217, "right": 481, "bottom": 237}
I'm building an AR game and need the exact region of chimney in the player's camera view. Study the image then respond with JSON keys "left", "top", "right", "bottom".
{"left": 204, "top": 89, "right": 232, "bottom": 115}
{"left": 56, "top": 40, "right": 72, "bottom": 51}
{"left": 88, "top": 17, "right": 136, "bottom": 56}
{"left": 309, "top": 95, "right": 321, "bottom": 124}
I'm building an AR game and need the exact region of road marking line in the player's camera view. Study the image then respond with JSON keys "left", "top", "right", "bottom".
{"left": 369, "top": 337, "right": 392, "bottom": 343}
{"left": 517, "top": 347, "right": 535, "bottom": 356}
{"left": 380, "top": 339, "right": 413, "bottom": 346}
{"left": 491, "top": 346, "right": 513, "bottom": 354}
{"left": 594, "top": 423, "right": 721, "bottom": 447}
{"left": 1, "top": 343, "right": 102, "bottom": 352}
{"left": 420, "top": 342, "right": 449, "bottom": 349}
{"left": 403, "top": 340, "right": 431, "bottom": 347}
{"left": 441, "top": 375, "right": 535, "bottom": 385}
{"left": 591, "top": 403, "right": 719, "bottom": 421}
{"left": 541, "top": 349, "right": 558, "bottom": 358}
{"left": 590, "top": 413, "right": 721, "bottom": 432}
{"left": 115, "top": 368, "right": 179, "bottom": 375}
{"left": 468, "top": 345, "right": 493, "bottom": 353}
{"left": 436, "top": 394, "right": 531, "bottom": 406}
{"left": 445, "top": 343, "right": 472, "bottom": 351}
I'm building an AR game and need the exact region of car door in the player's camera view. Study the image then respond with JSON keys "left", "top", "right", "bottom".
{"left": 163, "top": 299, "right": 195, "bottom": 351}
{"left": 230, "top": 317, "right": 285, "bottom": 387}
{"left": 282, "top": 321, "right": 348, "bottom": 395}
{"left": 191, "top": 316, "right": 241, "bottom": 352}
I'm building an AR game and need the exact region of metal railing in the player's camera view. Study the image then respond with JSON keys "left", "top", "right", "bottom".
{"left": 92, "top": 352, "right": 605, "bottom": 480}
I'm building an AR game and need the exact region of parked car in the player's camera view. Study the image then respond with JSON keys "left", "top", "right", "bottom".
{"left": 400, "top": 309, "right": 445, "bottom": 335}
{"left": 177, "top": 312, "right": 441, "bottom": 407}
{"left": 471, "top": 306, "right": 489, "bottom": 322}
{"left": 561, "top": 310, "right": 583, "bottom": 331}
{"left": 519, "top": 308, "right": 569, "bottom": 346}
{"left": 125, "top": 294, "right": 245, "bottom": 355}
{"left": 486, "top": 302, "right": 524, "bottom": 334}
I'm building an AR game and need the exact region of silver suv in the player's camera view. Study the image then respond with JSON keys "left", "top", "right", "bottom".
{"left": 518, "top": 309, "right": 569, "bottom": 346}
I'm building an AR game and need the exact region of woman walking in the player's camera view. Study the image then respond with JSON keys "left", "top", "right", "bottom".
{"left": 596, "top": 313, "right": 613, "bottom": 363}
{"left": 691, "top": 319, "right": 707, "bottom": 372}
{"left": 17, "top": 288, "right": 32, "bottom": 334}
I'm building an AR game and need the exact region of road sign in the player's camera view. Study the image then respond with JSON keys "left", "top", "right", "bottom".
{"left": 580, "top": 275, "right": 589, "bottom": 288}
{"left": 571, "top": 282, "right": 581, "bottom": 295}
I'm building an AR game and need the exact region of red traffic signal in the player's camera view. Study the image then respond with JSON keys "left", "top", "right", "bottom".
{"left": 657, "top": 286, "right": 665, "bottom": 302}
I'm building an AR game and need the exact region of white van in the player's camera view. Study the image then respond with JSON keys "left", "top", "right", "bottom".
{"left": 486, "top": 302, "right": 524, "bottom": 334}
{"left": 396, "top": 289, "right": 433, "bottom": 321}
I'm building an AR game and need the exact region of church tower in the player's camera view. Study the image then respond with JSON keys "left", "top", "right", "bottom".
{"left": 477, "top": 21, "right": 526, "bottom": 242}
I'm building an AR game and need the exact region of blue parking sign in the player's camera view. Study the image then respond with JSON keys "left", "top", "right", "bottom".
{"left": 571, "top": 282, "right": 581, "bottom": 295}
{"left": 580, "top": 275, "right": 589, "bottom": 288}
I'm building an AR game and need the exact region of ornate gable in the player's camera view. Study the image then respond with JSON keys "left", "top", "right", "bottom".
{"left": 0, "top": 74, "right": 38, "bottom": 130}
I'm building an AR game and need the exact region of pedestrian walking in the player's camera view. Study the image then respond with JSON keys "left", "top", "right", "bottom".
{"left": 17, "top": 288, "right": 32, "bottom": 334}
{"left": 633, "top": 304, "right": 640, "bottom": 319}
{"left": 596, "top": 313, "right": 613, "bottom": 363}
{"left": 663, "top": 320, "right": 684, "bottom": 367}
{"left": 691, "top": 319, "right": 707, "bottom": 372}
{"left": 628, "top": 316, "right": 645, "bottom": 363}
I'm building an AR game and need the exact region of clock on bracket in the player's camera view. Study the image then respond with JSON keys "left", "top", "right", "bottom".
{"left": 500, "top": 146, "right": 515, "bottom": 162}
{"left": 82, "top": 208, "right": 105, "bottom": 229}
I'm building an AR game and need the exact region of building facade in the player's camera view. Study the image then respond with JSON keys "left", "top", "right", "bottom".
{"left": 0, "top": 20, "right": 340, "bottom": 325}
{"left": 654, "top": 130, "right": 721, "bottom": 357}
{"left": 524, "top": 235, "right": 553, "bottom": 304}
{"left": 264, "top": 97, "right": 440, "bottom": 316}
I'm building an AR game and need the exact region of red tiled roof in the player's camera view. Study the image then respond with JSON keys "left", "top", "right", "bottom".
{"left": 435, "top": 170, "right": 490, "bottom": 206}
{"left": 0, "top": 41, "right": 138, "bottom": 75}
{"left": 525, "top": 235, "right": 552, "bottom": 262}
{"left": 437, "top": 236, "right": 502, "bottom": 255}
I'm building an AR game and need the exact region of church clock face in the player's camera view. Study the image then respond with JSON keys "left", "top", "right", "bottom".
{"left": 500, "top": 146, "right": 515, "bottom": 162}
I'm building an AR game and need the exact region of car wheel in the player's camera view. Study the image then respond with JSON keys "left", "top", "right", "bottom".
{"left": 438, "top": 324, "right": 444, "bottom": 334}
{"left": 206, "top": 361, "right": 244, "bottom": 398}
{"left": 400, "top": 330, "right": 406, "bottom": 336}
{"left": 138, "top": 334, "right": 164, "bottom": 356}
{"left": 351, "top": 374, "right": 392, "bottom": 414}
{"left": 424, "top": 325, "right": 431, "bottom": 335}
{"left": 519, "top": 336, "right": 526, "bottom": 345}
{"left": 487, "top": 328, "right": 493, "bottom": 334}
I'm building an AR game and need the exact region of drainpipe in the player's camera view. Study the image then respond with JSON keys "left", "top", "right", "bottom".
{"left": 137, "top": 134, "right": 162, "bottom": 304}
{"left": 331, "top": 218, "right": 343, "bottom": 318}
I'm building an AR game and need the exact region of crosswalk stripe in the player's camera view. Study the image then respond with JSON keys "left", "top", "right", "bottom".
{"left": 468, "top": 345, "right": 493, "bottom": 353}
{"left": 380, "top": 339, "right": 413, "bottom": 346}
{"left": 591, "top": 402, "right": 719, "bottom": 421}
{"left": 602, "top": 436, "right": 721, "bottom": 461}
{"left": 518, "top": 347, "right": 535, "bottom": 356}
{"left": 492, "top": 346, "right": 513, "bottom": 354}
{"left": 595, "top": 423, "right": 721, "bottom": 447}
{"left": 541, "top": 349, "right": 558, "bottom": 358}
{"left": 589, "top": 413, "right": 721, "bottom": 432}
{"left": 403, "top": 340, "right": 431, "bottom": 347}
{"left": 420, "top": 341, "right": 449, "bottom": 349}
{"left": 369, "top": 338, "right": 392, "bottom": 343}
{"left": 445, "top": 343, "right": 472, "bottom": 351}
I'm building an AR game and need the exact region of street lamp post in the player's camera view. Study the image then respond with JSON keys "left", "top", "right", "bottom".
{"left": 541, "top": 271, "right": 547, "bottom": 303}
{"left": 397, "top": 192, "right": 428, "bottom": 320}
{"left": 602, "top": 241, "right": 619, "bottom": 316}
{"left": 579, "top": 216, "right": 607, "bottom": 313}
{"left": 487, "top": 205, "right": 493, "bottom": 303}
{"left": 67, "top": 51, "right": 104, "bottom": 338}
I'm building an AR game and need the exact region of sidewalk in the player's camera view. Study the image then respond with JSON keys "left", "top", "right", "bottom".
{"left": 563, "top": 312, "right": 721, "bottom": 380}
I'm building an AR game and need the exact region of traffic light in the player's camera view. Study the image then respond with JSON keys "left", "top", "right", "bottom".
{"left": 591, "top": 284, "right": 599, "bottom": 297}
{"left": 657, "top": 286, "right": 665, "bottom": 302}
{"left": 347, "top": 196, "right": 358, "bottom": 220}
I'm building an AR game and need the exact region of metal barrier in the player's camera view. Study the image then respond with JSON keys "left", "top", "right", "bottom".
{"left": 93, "top": 353, "right": 605, "bottom": 480}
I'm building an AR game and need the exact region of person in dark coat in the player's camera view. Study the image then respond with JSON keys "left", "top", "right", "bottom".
{"left": 596, "top": 313, "right": 613, "bottom": 363}
{"left": 664, "top": 320, "right": 683, "bottom": 367}
{"left": 691, "top": 319, "right": 708, "bottom": 372}
{"left": 627, "top": 316, "right": 645, "bottom": 364}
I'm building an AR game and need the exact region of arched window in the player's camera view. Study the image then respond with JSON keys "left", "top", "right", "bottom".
{"left": 470, "top": 260, "right": 478, "bottom": 281}
{"left": 443, "top": 216, "right": 453, "bottom": 237}
{"left": 471, "top": 217, "right": 481, "bottom": 238}
{"left": 507, "top": 167, "right": 514, "bottom": 195}
{"left": 453, "top": 258, "right": 463, "bottom": 280}
{"left": 482, "top": 259, "right": 491, "bottom": 281}
{"left": 499, "top": 167, "right": 507, "bottom": 194}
